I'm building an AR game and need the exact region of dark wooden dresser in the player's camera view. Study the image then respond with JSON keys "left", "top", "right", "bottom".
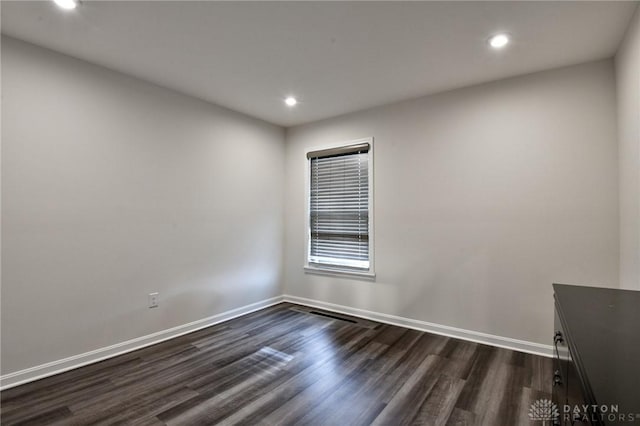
{"left": 553, "top": 283, "right": 640, "bottom": 426}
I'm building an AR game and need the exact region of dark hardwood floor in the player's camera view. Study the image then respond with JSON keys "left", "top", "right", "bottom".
{"left": 0, "top": 303, "right": 552, "bottom": 425}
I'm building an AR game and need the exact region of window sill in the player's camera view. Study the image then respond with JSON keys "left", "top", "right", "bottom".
{"left": 304, "top": 265, "right": 376, "bottom": 280}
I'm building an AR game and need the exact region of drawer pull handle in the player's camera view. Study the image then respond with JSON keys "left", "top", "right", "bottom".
{"left": 553, "top": 371, "right": 562, "bottom": 387}
{"left": 554, "top": 331, "right": 563, "bottom": 344}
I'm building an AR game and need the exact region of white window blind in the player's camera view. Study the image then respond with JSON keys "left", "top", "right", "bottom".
{"left": 308, "top": 143, "right": 370, "bottom": 270}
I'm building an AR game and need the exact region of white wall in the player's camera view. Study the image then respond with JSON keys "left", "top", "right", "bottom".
{"left": 616, "top": 6, "right": 640, "bottom": 290}
{"left": 284, "top": 60, "right": 619, "bottom": 346}
{"left": 1, "top": 37, "right": 285, "bottom": 375}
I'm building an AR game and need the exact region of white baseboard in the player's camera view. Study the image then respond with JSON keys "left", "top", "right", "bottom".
{"left": 283, "top": 294, "right": 554, "bottom": 358}
{"left": 0, "top": 296, "right": 284, "bottom": 390}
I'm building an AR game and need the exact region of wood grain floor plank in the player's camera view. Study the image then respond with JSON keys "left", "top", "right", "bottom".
{"left": 445, "top": 407, "right": 477, "bottom": 426}
{"left": 370, "top": 355, "right": 440, "bottom": 426}
{"left": 411, "top": 373, "right": 466, "bottom": 426}
{"left": 9, "top": 406, "right": 73, "bottom": 426}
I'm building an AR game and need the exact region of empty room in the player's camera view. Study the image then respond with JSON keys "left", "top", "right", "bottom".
{"left": 1, "top": 1, "right": 639, "bottom": 425}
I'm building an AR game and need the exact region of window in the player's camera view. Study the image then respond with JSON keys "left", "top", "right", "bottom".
{"left": 306, "top": 138, "right": 373, "bottom": 276}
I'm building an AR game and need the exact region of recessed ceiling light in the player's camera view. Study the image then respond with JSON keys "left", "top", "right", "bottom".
{"left": 488, "top": 33, "right": 510, "bottom": 49}
{"left": 53, "top": 0, "right": 78, "bottom": 10}
{"left": 285, "top": 96, "right": 298, "bottom": 107}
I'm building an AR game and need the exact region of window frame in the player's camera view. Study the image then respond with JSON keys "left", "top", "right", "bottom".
{"left": 304, "top": 137, "right": 375, "bottom": 278}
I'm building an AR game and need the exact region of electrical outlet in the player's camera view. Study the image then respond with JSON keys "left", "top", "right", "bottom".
{"left": 148, "top": 292, "right": 159, "bottom": 308}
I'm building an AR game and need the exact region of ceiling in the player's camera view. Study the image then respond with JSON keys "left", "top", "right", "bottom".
{"left": 2, "top": 1, "right": 637, "bottom": 127}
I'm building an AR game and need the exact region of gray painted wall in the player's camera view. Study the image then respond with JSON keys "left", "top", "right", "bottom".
{"left": 616, "top": 6, "right": 640, "bottom": 290}
{"left": 1, "top": 37, "right": 285, "bottom": 374}
{"left": 284, "top": 60, "right": 619, "bottom": 346}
